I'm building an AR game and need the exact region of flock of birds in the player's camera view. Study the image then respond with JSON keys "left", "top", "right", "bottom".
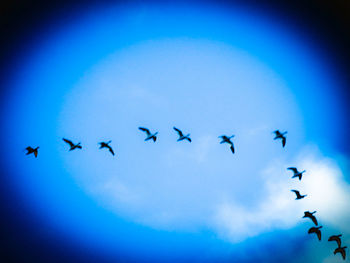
{"left": 24, "top": 128, "right": 347, "bottom": 260}
{"left": 289, "top": 168, "right": 347, "bottom": 260}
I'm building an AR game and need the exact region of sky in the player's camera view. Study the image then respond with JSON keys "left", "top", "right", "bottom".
{"left": 0, "top": 1, "right": 349, "bottom": 262}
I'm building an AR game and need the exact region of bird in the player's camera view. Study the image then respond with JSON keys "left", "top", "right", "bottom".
{"left": 308, "top": 226, "right": 322, "bottom": 241}
{"left": 219, "top": 135, "right": 235, "bottom": 154}
{"left": 328, "top": 234, "right": 342, "bottom": 247}
{"left": 334, "top": 246, "right": 347, "bottom": 260}
{"left": 302, "top": 211, "right": 318, "bottom": 226}
{"left": 173, "top": 127, "right": 191, "bottom": 142}
{"left": 273, "top": 130, "right": 287, "bottom": 147}
{"left": 139, "top": 127, "right": 158, "bottom": 142}
{"left": 291, "top": 190, "right": 307, "bottom": 200}
{"left": 99, "top": 141, "right": 114, "bottom": 156}
{"left": 287, "top": 167, "right": 306, "bottom": 181}
{"left": 25, "top": 146, "right": 39, "bottom": 157}
{"left": 62, "top": 138, "right": 82, "bottom": 151}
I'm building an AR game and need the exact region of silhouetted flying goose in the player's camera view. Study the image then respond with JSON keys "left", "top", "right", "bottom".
{"left": 173, "top": 127, "right": 191, "bottom": 142}
{"left": 25, "top": 146, "right": 39, "bottom": 157}
{"left": 334, "top": 246, "right": 347, "bottom": 260}
{"left": 139, "top": 127, "right": 158, "bottom": 142}
{"left": 328, "top": 234, "right": 342, "bottom": 247}
{"left": 308, "top": 226, "right": 322, "bottom": 241}
{"left": 63, "top": 138, "right": 82, "bottom": 151}
{"left": 219, "top": 135, "right": 235, "bottom": 154}
{"left": 291, "top": 190, "right": 307, "bottom": 200}
{"left": 99, "top": 141, "right": 114, "bottom": 156}
{"left": 273, "top": 130, "right": 287, "bottom": 147}
{"left": 302, "top": 211, "right": 318, "bottom": 226}
{"left": 288, "top": 167, "right": 306, "bottom": 181}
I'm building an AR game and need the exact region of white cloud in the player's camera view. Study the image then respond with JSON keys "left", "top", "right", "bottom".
{"left": 212, "top": 145, "right": 350, "bottom": 243}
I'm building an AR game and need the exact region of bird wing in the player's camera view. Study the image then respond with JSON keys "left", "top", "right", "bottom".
{"left": 139, "top": 127, "right": 150, "bottom": 135}
{"left": 329, "top": 236, "right": 342, "bottom": 247}
{"left": 291, "top": 190, "right": 303, "bottom": 198}
{"left": 63, "top": 138, "right": 74, "bottom": 147}
{"left": 152, "top": 136, "right": 157, "bottom": 142}
{"left": 317, "top": 230, "right": 322, "bottom": 241}
{"left": 340, "top": 249, "right": 346, "bottom": 260}
{"left": 282, "top": 137, "right": 286, "bottom": 147}
{"left": 107, "top": 146, "right": 114, "bottom": 156}
{"left": 173, "top": 127, "right": 183, "bottom": 137}
{"left": 334, "top": 248, "right": 346, "bottom": 259}
{"left": 288, "top": 167, "right": 298, "bottom": 173}
{"left": 230, "top": 144, "right": 235, "bottom": 154}
{"left": 186, "top": 137, "right": 192, "bottom": 142}
{"left": 310, "top": 215, "right": 318, "bottom": 226}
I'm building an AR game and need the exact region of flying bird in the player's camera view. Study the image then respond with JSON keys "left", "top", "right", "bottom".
{"left": 25, "top": 146, "right": 39, "bottom": 157}
{"left": 302, "top": 211, "right": 318, "bottom": 226}
{"left": 328, "top": 235, "right": 342, "bottom": 247}
{"left": 288, "top": 167, "right": 306, "bottom": 181}
{"left": 273, "top": 130, "right": 287, "bottom": 147}
{"left": 99, "top": 141, "right": 114, "bottom": 156}
{"left": 308, "top": 226, "right": 322, "bottom": 241}
{"left": 291, "top": 190, "right": 307, "bottom": 200}
{"left": 219, "top": 135, "right": 235, "bottom": 154}
{"left": 62, "top": 138, "right": 82, "bottom": 151}
{"left": 173, "top": 127, "right": 191, "bottom": 142}
{"left": 334, "top": 246, "right": 347, "bottom": 260}
{"left": 139, "top": 127, "right": 158, "bottom": 142}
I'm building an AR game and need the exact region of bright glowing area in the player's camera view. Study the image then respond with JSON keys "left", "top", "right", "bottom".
{"left": 1, "top": 2, "right": 348, "bottom": 262}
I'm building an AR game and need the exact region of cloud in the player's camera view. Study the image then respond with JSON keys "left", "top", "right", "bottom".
{"left": 212, "top": 145, "right": 350, "bottom": 243}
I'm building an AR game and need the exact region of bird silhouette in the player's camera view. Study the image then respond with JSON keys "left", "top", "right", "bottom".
{"left": 303, "top": 211, "right": 318, "bottom": 226}
{"left": 308, "top": 226, "right": 322, "bottom": 241}
{"left": 328, "top": 234, "right": 342, "bottom": 247}
{"left": 288, "top": 167, "right": 306, "bottom": 181}
{"left": 139, "top": 127, "right": 158, "bottom": 142}
{"left": 173, "top": 127, "right": 191, "bottom": 142}
{"left": 62, "top": 138, "right": 82, "bottom": 151}
{"left": 219, "top": 135, "right": 235, "bottom": 154}
{"left": 25, "top": 146, "right": 39, "bottom": 157}
{"left": 291, "top": 190, "right": 307, "bottom": 200}
{"left": 99, "top": 141, "right": 114, "bottom": 156}
{"left": 273, "top": 130, "right": 287, "bottom": 147}
{"left": 334, "top": 246, "right": 347, "bottom": 260}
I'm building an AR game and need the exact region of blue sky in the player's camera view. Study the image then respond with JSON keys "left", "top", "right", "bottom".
{"left": 1, "top": 2, "right": 349, "bottom": 262}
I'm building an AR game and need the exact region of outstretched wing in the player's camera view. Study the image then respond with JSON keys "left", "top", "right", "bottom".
{"left": 287, "top": 167, "right": 298, "bottom": 173}
{"left": 63, "top": 138, "right": 74, "bottom": 147}
{"left": 230, "top": 144, "right": 235, "bottom": 154}
{"left": 186, "top": 137, "right": 192, "bottom": 142}
{"left": 173, "top": 127, "right": 183, "bottom": 137}
{"left": 139, "top": 127, "right": 150, "bottom": 135}
{"left": 316, "top": 230, "right": 322, "bottom": 241}
{"left": 329, "top": 236, "right": 341, "bottom": 247}
{"left": 107, "top": 146, "right": 115, "bottom": 156}
{"left": 310, "top": 215, "right": 318, "bottom": 226}
{"left": 291, "top": 190, "right": 300, "bottom": 198}
{"left": 282, "top": 137, "right": 286, "bottom": 147}
{"left": 340, "top": 249, "right": 346, "bottom": 260}
{"left": 334, "top": 248, "right": 346, "bottom": 259}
